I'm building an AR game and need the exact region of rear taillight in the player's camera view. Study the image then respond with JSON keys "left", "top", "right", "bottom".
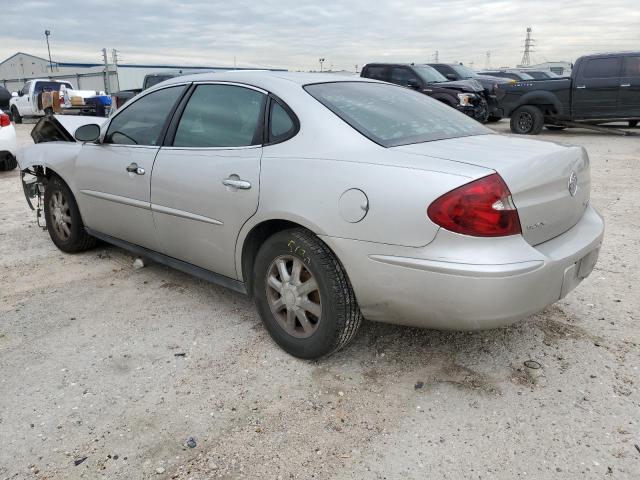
{"left": 427, "top": 173, "right": 521, "bottom": 237}
{"left": 0, "top": 113, "right": 10, "bottom": 127}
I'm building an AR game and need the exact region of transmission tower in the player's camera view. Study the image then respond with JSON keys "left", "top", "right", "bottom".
{"left": 520, "top": 27, "right": 535, "bottom": 67}
{"left": 434, "top": 50, "right": 439, "bottom": 62}
{"left": 485, "top": 51, "right": 491, "bottom": 69}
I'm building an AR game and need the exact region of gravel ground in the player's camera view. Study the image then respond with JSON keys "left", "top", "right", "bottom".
{"left": 0, "top": 121, "right": 638, "bottom": 480}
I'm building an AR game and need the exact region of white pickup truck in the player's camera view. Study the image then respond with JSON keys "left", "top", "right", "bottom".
{"left": 9, "top": 79, "right": 108, "bottom": 123}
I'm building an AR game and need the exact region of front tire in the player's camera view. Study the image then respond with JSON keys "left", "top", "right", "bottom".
{"left": 11, "top": 106, "right": 22, "bottom": 124}
{"left": 510, "top": 105, "right": 544, "bottom": 135}
{"left": 630, "top": 120, "right": 638, "bottom": 128}
{"left": 253, "top": 228, "right": 362, "bottom": 359}
{"left": 44, "top": 176, "right": 96, "bottom": 253}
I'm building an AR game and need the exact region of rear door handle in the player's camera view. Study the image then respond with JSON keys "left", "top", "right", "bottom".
{"left": 126, "top": 162, "right": 145, "bottom": 175}
{"left": 222, "top": 175, "right": 251, "bottom": 190}
{"left": 576, "top": 85, "right": 586, "bottom": 89}
{"left": 620, "top": 83, "right": 631, "bottom": 87}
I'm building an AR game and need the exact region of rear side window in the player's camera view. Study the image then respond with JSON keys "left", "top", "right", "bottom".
{"left": 106, "top": 85, "right": 186, "bottom": 145}
{"left": 173, "top": 84, "right": 266, "bottom": 148}
{"left": 268, "top": 100, "right": 296, "bottom": 143}
{"left": 582, "top": 58, "right": 621, "bottom": 78}
{"left": 305, "top": 81, "right": 489, "bottom": 147}
{"left": 389, "top": 67, "right": 421, "bottom": 87}
{"left": 363, "top": 66, "right": 386, "bottom": 81}
{"left": 622, "top": 56, "right": 640, "bottom": 77}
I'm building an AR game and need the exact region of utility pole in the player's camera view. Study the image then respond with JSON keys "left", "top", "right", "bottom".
{"left": 355, "top": 64, "right": 358, "bottom": 73}
{"left": 485, "top": 51, "right": 491, "bottom": 70}
{"left": 101, "top": 48, "right": 109, "bottom": 93}
{"left": 44, "top": 30, "right": 53, "bottom": 72}
{"left": 520, "top": 27, "right": 535, "bottom": 67}
{"left": 434, "top": 50, "right": 439, "bottom": 63}
{"left": 319, "top": 58, "right": 325, "bottom": 72}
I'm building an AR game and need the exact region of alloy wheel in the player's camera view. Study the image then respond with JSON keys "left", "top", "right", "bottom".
{"left": 265, "top": 255, "right": 322, "bottom": 338}
{"left": 517, "top": 112, "right": 533, "bottom": 132}
{"left": 49, "top": 191, "right": 72, "bottom": 241}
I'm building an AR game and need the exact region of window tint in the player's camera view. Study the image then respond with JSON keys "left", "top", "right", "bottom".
{"left": 389, "top": 68, "right": 421, "bottom": 87}
{"left": 622, "top": 56, "right": 640, "bottom": 77}
{"left": 364, "top": 66, "right": 386, "bottom": 81}
{"left": 582, "top": 58, "right": 621, "bottom": 78}
{"left": 173, "top": 84, "right": 265, "bottom": 148}
{"left": 305, "top": 82, "right": 489, "bottom": 147}
{"left": 106, "top": 86, "right": 185, "bottom": 145}
{"left": 269, "top": 101, "right": 296, "bottom": 142}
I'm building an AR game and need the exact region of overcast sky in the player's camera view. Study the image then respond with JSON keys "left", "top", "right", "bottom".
{"left": 1, "top": 0, "right": 638, "bottom": 71}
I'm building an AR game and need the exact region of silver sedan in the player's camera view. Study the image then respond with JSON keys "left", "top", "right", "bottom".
{"left": 17, "top": 71, "right": 604, "bottom": 358}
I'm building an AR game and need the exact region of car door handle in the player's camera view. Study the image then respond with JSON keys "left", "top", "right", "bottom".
{"left": 126, "top": 163, "right": 145, "bottom": 175}
{"left": 620, "top": 83, "right": 631, "bottom": 87}
{"left": 576, "top": 85, "right": 586, "bottom": 89}
{"left": 222, "top": 176, "right": 251, "bottom": 190}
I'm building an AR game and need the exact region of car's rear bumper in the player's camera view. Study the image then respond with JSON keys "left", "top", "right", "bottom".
{"left": 0, "top": 122, "right": 17, "bottom": 156}
{"left": 322, "top": 205, "right": 604, "bottom": 330}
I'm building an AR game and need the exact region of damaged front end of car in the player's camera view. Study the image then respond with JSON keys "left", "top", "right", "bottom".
{"left": 19, "top": 114, "right": 104, "bottom": 225}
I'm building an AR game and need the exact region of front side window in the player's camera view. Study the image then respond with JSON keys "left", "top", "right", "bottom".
{"left": 305, "top": 81, "right": 490, "bottom": 147}
{"left": 21, "top": 82, "right": 31, "bottom": 96}
{"left": 105, "top": 85, "right": 185, "bottom": 146}
{"left": 389, "top": 68, "right": 421, "bottom": 87}
{"left": 173, "top": 84, "right": 265, "bottom": 148}
{"left": 582, "top": 58, "right": 621, "bottom": 79}
{"left": 622, "top": 56, "right": 640, "bottom": 77}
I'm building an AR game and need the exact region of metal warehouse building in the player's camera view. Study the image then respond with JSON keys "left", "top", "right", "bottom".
{"left": 0, "top": 52, "right": 275, "bottom": 94}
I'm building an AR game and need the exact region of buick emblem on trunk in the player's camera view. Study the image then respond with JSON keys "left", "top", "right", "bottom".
{"left": 568, "top": 171, "right": 578, "bottom": 197}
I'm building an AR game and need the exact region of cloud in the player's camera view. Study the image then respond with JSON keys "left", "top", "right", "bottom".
{"left": 1, "top": 0, "right": 638, "bottom": 71}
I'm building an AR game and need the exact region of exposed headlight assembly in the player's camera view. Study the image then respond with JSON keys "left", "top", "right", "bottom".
{"left": 457, "top": 93, "right": 476, "bottom": 106}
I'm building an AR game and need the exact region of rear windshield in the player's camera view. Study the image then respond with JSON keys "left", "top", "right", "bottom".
{"left": 304, "top": 81, "right": 490, "bottom": 147}
{"left": 35, "top": 81, "right": 73, "bottom": 94}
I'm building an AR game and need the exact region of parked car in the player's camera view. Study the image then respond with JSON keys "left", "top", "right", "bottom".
{"left": 17, "top": 71, "right": 603, "bottom": 358}
{"left": 428, "top": 63, "right": 514, "bottom": 122}
{"left": 361, "top": 63, "right": 489, "bottom": 122}
{"left": 496, "top": 52, "right": 640, "bottom": 134}
{"left": 519, "top": 70, "right": 563, "bottom": 80}
{"left": 478, "top": 70, "right": 535, "bottom": 82}
{"left": 111, "top": 72, "right": 184, "bottom": 111}
{"left": 9, "top": 79, "right": 110, "bottom": 123}
{"left": 0, "top": 85, "right": 12, "bottom": 113}
{"left": 0, "top": 109, "right": 17, "bottom": 171}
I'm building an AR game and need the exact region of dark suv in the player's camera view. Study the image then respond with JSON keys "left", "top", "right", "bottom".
{"left": 361, "top": 63, "right": 488, "bottom": 122}
{"left": 428, "top": 63, "right": 514, "bottom": 121}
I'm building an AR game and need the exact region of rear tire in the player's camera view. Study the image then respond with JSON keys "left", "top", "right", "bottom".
{"left": 44, "top": 107, "right": 54, "bottom": 116}
{"left": 253, "top": 228, "right": 362, "bottom": 359}
{"left": 44, "top": 175, "right": 96, "bottom": 253}
{"left": 11, "top": 106, "right": 22, "bottom": 124}
{"left": 630, "top": 120, "right": 638, "bottom": 128}
{"left": 0, "top": 154, "right": 17, "bottom": 171}
{"left": 510, "top": 105, "right": 544, "bottom": 135}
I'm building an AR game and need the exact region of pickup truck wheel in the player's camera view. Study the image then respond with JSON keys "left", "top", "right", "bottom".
{"left": 630, "top": 120, "right": 638, "bottom": 128}
{"left": 253, "top": 228, "right": 362, "bottom": 359}
{"left": 44, "top": 176, "right": 96, "bottom": 253}
{"left": 545, "top": 125, "right": 567, "bottom": 131}
{"left": 0, "top": 154, "right": 17, "bottom": 171}
{"left": 44, "top": 107, "right": 54, "bottom": 116}
{"left": 510, "top": 105, "right": 544, "bottom": 135}
{"left": 11, "top": 106, "right": 22, "bottom": 124}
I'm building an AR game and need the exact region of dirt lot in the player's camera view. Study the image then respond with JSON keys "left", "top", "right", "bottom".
{"left": 1, "top": 121, "right": 638, "bottom": 480}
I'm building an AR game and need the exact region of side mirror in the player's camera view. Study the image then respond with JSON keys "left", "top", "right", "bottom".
{"left": 407, "top": 79, "right": 421, "bottom": 90}
{"left": 446, "top": 74, "right": 457, "bottom": 81}
{"left": 11, "top": 91, "right": 18, "bottom": 97}
{"left": 75, "top": 124, "right": 101, "bottom": 143}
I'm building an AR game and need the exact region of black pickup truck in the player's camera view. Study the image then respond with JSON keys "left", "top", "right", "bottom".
{"left": 497, "top": 52, "right": 640, "bottom": 134}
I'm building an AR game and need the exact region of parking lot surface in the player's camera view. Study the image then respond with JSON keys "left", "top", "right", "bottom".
{"left": 1, "top": 122, "right": 638, "bottom": 479}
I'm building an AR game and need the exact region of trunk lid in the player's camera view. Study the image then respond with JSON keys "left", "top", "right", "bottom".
{"left": 395, "top": 134, "right": 590, "bottom": 245}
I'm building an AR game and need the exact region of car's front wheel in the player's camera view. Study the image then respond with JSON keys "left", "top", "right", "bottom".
{"left": 0, "top": 153, "right": 17, "bottom": 171}
{"left": 11, "top": 106, "right": 22, "bottom": 124}
{"left": 253, "top": 228, "right": 362, "bottom": 359}
{"left": 510, "top": 105, "right": 544, "bottom": 134}
{"left": 44, "top": 175, "right": 96, "bottom": 253}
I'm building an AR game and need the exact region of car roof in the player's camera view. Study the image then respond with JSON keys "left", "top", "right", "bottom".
{"left": 159, "top": 70, "right": 375, "bottom": 90}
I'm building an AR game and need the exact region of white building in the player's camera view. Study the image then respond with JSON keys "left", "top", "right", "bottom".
{"left": 1, "top": 51, "right": 284, "bottom": 93}
{"left": 525, "top": 61, "right": 573, "bottom": 76}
